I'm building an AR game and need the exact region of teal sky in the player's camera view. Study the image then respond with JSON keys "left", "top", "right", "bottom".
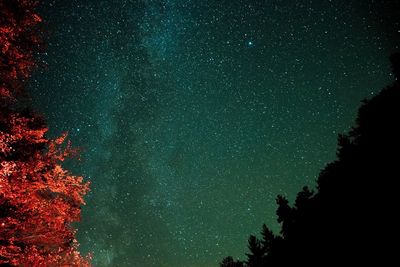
{"left": 30, "top": 0, "right": 398, "bottom": 266}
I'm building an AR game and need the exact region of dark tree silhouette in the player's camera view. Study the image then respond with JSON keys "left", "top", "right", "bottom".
{"left": 221, "top": 53, "right": 400, "bottom": 266}
{"left": 390, "top": 53, "right": 400, "bottom": 80}
{"left": 220, "top": 256, "right": 245, "bottom": 267}
{"left": 245, "top": 235, "right": 263, "bottom": 267}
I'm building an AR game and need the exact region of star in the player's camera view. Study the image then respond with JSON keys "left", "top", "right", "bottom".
{"left": 32, "top": 0, "right": 397, "bottom": 266}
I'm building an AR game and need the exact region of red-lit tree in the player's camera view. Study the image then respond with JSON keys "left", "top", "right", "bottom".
{"left": 1, "top": 1, "right": 91, "bottom": 266}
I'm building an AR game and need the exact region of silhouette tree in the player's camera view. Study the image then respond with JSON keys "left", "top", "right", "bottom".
{"left": 390, "top": 53, "right": 400, "bottom": 80}
{"left": 220, "top": 256, "right": 245, "bottom": 267}
{"left": 221, "top": 53, "right": 400, "bottom": 266}
{"left": 245, "top": 235, "right": 264, "bottom": 267}
{"left": 0, "top": 1, "right": 90, "bottom": 265}
{"left": 260, "top": 224, "right": 273, "bottom": 256}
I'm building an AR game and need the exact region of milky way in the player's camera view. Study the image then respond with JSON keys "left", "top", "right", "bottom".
{"left": 30, "top": 0, "right": 398, "bottom": 266}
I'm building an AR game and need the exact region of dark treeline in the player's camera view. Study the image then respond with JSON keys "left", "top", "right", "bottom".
{"left": 220, "top": 53, "right": 400, "bottom": 267}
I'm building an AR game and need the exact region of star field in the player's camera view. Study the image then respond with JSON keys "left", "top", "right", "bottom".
{"left": 29, "top": 0, "right": 398, "bottom": 266}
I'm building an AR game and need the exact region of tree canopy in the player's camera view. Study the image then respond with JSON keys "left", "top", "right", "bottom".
{"left": 1, "top": 1, "right": 90, "bottom": 265}
{"left": 221, "top": 53, "right": 400, "bottom": 266}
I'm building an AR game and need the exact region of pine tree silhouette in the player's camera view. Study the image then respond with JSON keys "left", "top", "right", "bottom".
{"left": 221, "top": 53, "right": 400, "bottom": 266}
{"left": 220, "top": 256, "right": 245, "bottom": 267}
{"left": 245, "top": 235, "right": 264, "bottom": 267}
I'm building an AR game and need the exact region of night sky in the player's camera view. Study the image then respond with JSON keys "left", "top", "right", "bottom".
{"left": 29, "top": 0, "right": 398, "bottom": 266}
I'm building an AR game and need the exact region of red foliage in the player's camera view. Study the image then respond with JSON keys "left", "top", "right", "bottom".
{"left": 0, "top": 0, "right": 43, "bottom": 98}
{"left": 1, "top": 1, "right": 91, "bottom": 266}
{"left": 0, "top": 114, "right": 91, "bottom": 266}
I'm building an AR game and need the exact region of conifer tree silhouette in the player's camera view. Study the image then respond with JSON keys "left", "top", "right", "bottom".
{"left": 221, "top": 53, "right": 400, "bottom": 266}
{"left": 245, "top": 235, "right": 263, "bottom": 267}
{"left": 220, "top": 256, "right": 245, "bottom": 267}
